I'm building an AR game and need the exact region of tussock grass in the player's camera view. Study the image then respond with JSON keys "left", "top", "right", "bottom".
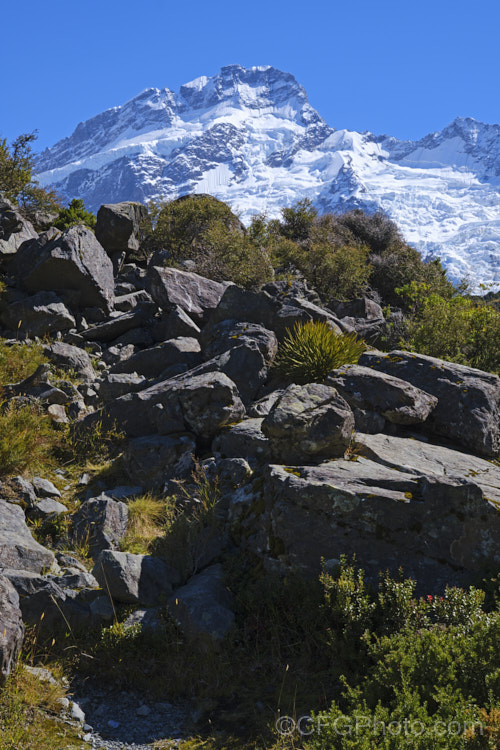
{"left": 0, "top": 662, "right": 89, "bottom": 750}
{"left": 274, "top": 320, "right": 366, "bottom": 384}
{"left": 120, "top": 493, "right": 177, "bottom": 554}
{"left": 0, "top": 400, "right": 60, "bottom": 477}
{"left": 0, "top": 340, "right": 47, "bottom": 385}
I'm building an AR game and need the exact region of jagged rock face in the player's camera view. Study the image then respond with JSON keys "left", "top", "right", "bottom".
{"left": 95, "top": 202, "right": 148, "bottom": 256}
{"left": 35, "top": 65, "right": 500, "bottom": 289}
{"left": 92, "top": 550, "right": 180, "bottom": 606}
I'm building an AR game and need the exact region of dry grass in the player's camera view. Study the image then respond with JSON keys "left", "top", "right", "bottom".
{"left": 120, "top": 493, "right": 177, "bottom": 554}
{"left": 0, "top": 340, "right": 48, "bottom": 385}
{"left": 0, "top": 400, "right": 61, "bottom": 477}
{"left": 0, "top": 663, "right": 90, "bottom": 750}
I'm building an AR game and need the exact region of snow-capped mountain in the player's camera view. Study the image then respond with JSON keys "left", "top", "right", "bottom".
{"left": 36, "top": 65, "right": 500, "bottom": 289}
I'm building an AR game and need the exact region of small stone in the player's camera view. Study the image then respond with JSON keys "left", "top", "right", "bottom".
{"left": 136, "top": 704, "right": 151, "bottom": 716}
{"left": 70, "top": 701, "right": 86, "bottom": 723}
{"left": 108, "top": 719, "right": 120, "bottom": 728}
{"left": 32, "top": 476, "right": 61, "bottom": 498}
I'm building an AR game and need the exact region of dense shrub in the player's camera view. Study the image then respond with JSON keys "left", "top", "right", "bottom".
{"left": 143, "top": 194, "right": 272, "bottom": 287}
{"left": 398, "top": 282, "right": 500, "bottom": 373}
{"left": 274, "top": 320, "right": 366, "bottom": 383}
{"left": 53, "top": 198, "right": 96, "bottom": 230}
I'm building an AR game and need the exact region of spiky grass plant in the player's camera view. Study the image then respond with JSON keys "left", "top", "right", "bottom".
{"left": 274, "top": 320, "right": 366, "bottom": 384}
{"left": 120, "top": 493, "right": 177, "bottom": 555}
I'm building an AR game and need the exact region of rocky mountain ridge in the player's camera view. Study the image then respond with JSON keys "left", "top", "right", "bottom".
{"left": 35, "top": 65, "right": 500, "bottom": 289}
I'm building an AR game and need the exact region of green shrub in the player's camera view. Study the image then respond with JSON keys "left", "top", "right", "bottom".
{"left": 274, "top": 321, "right": 366, "bottom": 383}
{"left": 143, "top": 194, "right": 272, "bottom": 287}
{"left": 53, "top": 198, "right": 96, "bottom": 230}
{"left": 398, "top": 282, "right": 500, "bottom": 373}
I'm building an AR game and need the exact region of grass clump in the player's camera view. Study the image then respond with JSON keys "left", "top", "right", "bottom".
{"left": 274, "top": 320, "right": 366, "bottom": 384}
{"left": 120, "top": 493, "right": 177, "bottom": 555}
{"left": 0, "top": 340, "right": 47, "bottom": 384}
{"left": 0, "top": 401, "right": 60, "bottom": 477}
{"left": 0, "top": 662, "right": 88, "bottom": 750}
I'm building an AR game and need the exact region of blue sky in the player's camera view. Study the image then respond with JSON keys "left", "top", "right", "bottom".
{"left": 2, "top": 0, "right": 499, "bottom": 151}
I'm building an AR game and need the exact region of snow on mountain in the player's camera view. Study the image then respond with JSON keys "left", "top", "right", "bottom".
{"left": 35, "top": 65, "right": 500, "bottom": 289}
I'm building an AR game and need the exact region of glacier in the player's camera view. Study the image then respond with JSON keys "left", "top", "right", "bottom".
{"left": 35, "top": 64, "right": 500, "bottom": 290}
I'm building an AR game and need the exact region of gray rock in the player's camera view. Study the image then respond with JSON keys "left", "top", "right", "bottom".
{"left": 0, "top": 500, "right": 55, "bottom": 573}
{"left": 200, "top": 319, "right": 278, "bottom": 362}
{"left": 331, "top": 297, "right": 384, "bottom": 321}
{"left": 234, "top": 457, "right": 500, "bottom": 591}
{"left": 95, "top": 202, "right": 148, "bottom": 256}
{"left": 100, "top": 371, "right": 245, "bottom": 440}
{"left": 147, "top": 266, "right": 228, "bottom": 322}
{"left": 123, "top": 607, "right": 165, "bottom": 632}
{"left": 151, "top": 305, "right": 201, "bottom": 342}
{"left": 262, "top": 383, "right": 355, "bottom": 462}
{"left": 359, "top": 350, "right": 500, "bottom": 457}
{"left": 248, "top": 389, "right": 284, "bottom": 417}
{"left": 355, "top": 431, "right": 500, "bottom": 506}
{"left": 15, "top": 225, "right": 114, "bottom": 312}
{"left": 93, "top": 550, "right": 180, "bottom": 606}
{"left": 0, "top": 574, "right": 24, "bottom": 685}
{"left": 114, "top": 289, "right": 154, "bottom": 313}
{"left": 326, "top": 364, "right": 438, "bottom": 425}
{"left": 99, "top": 372, "right": 146, "bottom": 401}
{"left": 167, "top": 564, "right": 234, "bottom": 640}
{"left": 209, "top": 285, "right": 343, "bottom": 340}
{"left": 123, "top": 434, "right": 196, "bottom": 490}
{"left": 212, "top": 418, "right": 270, "bottom": 463}
{"left": 0, "top": 198, "right": 37, "bottom": 257}
{"left": 31, "top": 498, "right": 68, "bottom": 517}
{"left": 82, "top": 306, "right": 156, "bottom": 343}
{"left": 10, "top": 477, "right": 37, "bottom": 508}
{"left": 109, "top": 337, "right": 201, "bottom": 378}
{"left": 1, "top": 290, "right": 76, "bottom": 337}
{"left": 44, "top": 341, "right": 96, "bottom": 385}
{"left": 1, "top": 570, "right": 101, "bottom": 632}
{"left": 71, "top": 495, "right": 129, "bottom": 559}
{"left": 32, "top": 476, "right": 61, "bottom": 498}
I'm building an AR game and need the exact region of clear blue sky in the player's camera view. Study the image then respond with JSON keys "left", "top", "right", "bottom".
{"left": 2, "top": 0, "right": 499, "bottom": 151}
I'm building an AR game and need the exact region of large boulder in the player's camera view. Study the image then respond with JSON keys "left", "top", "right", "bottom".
{"left": 262, "top": 383, "right": 355, "bottom": 462}
{"left": 1, "top": 290, "right": 76, "bottom": 337}
{"left": 359, "top": 350, "right": 500, "bottom": 457}
{"left": 71, "top": 495, "right": 129, "bottom": 559}
{"left": 14, "top": 225, "right": 114, "bottom": 312}
{"left": 93, "top": 550, "right": 180, "bottom": 606}
{"left": 147, "top": 266, "right": 228, "bottom": 323}
{"left": 99, "top": 371, "right": 245, "bottom": 440}
{"left": 326, "top": 364, "right": 438, "bottom": 425}
{"left": 233, "top": 456, "right": 500, "bottom": 591}
{"left": 0, "top": 500, "right": 55, "bottom": 573}
{"left": 95, "top": 202, "right": 148, "bottom": 256}
{"left": 0, "top": 198, "right": 37, "bottom": 257}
